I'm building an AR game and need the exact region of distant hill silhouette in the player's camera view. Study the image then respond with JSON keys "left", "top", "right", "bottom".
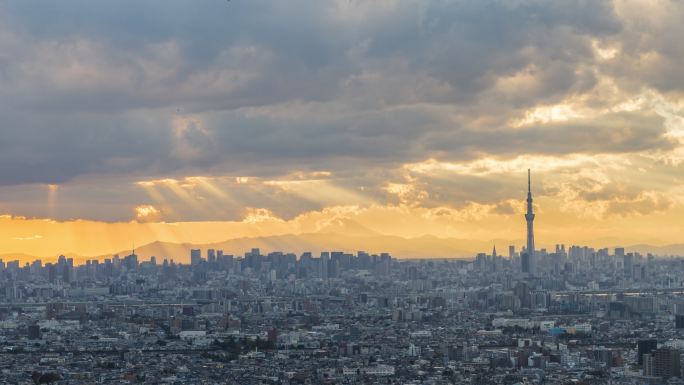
{"left": 5, "top": 236, "right": 684, "bottom": 265}
{"left": 101, "top": 233, "right": 498, "bottom": 263}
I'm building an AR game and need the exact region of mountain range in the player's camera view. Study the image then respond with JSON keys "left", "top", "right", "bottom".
{"left": 99, "top": 236, "right": 684, "bottom": 264}
{"left": 101, "top": 233, "right": 508, "bottom": 263}
{"left": 3, "top": 217, "right": 684, "bottom": 264}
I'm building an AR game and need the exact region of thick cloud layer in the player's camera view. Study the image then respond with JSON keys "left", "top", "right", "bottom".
{"left": 0, "top": 0, "right": 682, "bottom": 226}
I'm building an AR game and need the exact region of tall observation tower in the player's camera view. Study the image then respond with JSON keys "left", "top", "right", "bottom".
{"left": 524, "top": 169, "right": 536, "bottom": 276}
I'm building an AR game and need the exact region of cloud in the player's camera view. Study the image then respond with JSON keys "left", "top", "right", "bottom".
{"left": 135, "top": 205, "right": 161, "bottom": 222}
{"left": 606, "top": 192, "right": 673, "bottom": 216}
{"left": 0, "top": 0, "right": 681, "bottom": 234}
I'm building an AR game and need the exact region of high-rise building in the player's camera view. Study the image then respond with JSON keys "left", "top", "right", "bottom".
{"left": 638, "top": 339, "right": 658, "bottom": 365}
{"left": 522, "top": 169, "right": 536, "bottom": 276}
{"left": 190, "top": 249, "right": 202, "bottom": 266}
{"left": 123, "top": 252, "right": 138, "bottom": 270}
{"left": 644, "top": 348, "right": 681, "bottom": 379}
{"left": 623, "top": 252, "right": 633, "bottom": 277}
{"left": 676, "top": 315, "right": 684, "bottom": 329}
{"left": 514, "top": 281, "right": 531, "bottom": 309}
{"left": 521, "top": 252, "right": 530, "bottom": 274}
{"left": 320, "top": 252, "right": 330, "bottom": 280}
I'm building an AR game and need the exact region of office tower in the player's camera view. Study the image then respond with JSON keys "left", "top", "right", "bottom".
{"left": 523, "top": 169, "right": 536, "bottom": 276}
{"left": 123, "top": 253, "right": 138, "bottom": 270}
{"left": 62, "top": 264, "right": 71, "bottom": 283}
{"left": 207, "top": 249, "right": 216, "bottom": 263}
{"left": 514, "top": 281, "right": 531, "bottom": 309}
{"left": 624, "top": 253, "right": 633, "bottom": 277}
{"left": 521, "top": 252, "right": 530, "bottom": 274}
{"left": 46, "top": 263, "right": 56, "bottom": 283}
{"left": 676, "top": 315, "right": 684, "bottom": 329}
{"left": 320, "top": 252, "right": 330, "bottom": 280}
{"left": 638, "top": 339, "right": 658, "bottom": 365}
{"left": 644, "top": 348, "right": 681, "bottom": 379}
{"left": 190, "top": 249, "right": 202, "bottom": 266}
{"left": 475, "top": 253, "right": 487, "bottom": 271}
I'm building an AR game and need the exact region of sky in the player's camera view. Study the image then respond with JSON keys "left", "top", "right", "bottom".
{"left": 1, "top": 0, "right": 684, "bottom": 259}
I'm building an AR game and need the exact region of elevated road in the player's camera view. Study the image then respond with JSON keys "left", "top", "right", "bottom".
{"left": 553, "top": 287, "right": 684, "bottom": 296}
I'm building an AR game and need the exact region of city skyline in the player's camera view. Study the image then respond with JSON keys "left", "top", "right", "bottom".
{"left": 0, "top": 170, "right": 678, "bottom": 265}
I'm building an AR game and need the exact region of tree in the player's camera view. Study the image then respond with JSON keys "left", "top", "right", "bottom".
{"left": 32, "top": 372, "right": 62, "bottom": 384}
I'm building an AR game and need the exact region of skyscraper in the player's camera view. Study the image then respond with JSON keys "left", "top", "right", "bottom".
{"left": 638, "top": 339, "right": 658, "bottom": 365}
{"left": 644, "top": 348, "right": 681, "bottom": 379}
{"left": 190, "top": 249, "right": 202, "bottom": 266}
{"left": 523, "top": 169, "right": 536, "bottom": 276}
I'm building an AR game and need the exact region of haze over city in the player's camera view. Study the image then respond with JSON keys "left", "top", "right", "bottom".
{"left": 1, "top": 0, "right": 684, "bottom": 260}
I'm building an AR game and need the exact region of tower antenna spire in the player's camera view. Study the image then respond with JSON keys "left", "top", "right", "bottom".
{"left": 523, "top": 169, "right": 536, "bottom": 276}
